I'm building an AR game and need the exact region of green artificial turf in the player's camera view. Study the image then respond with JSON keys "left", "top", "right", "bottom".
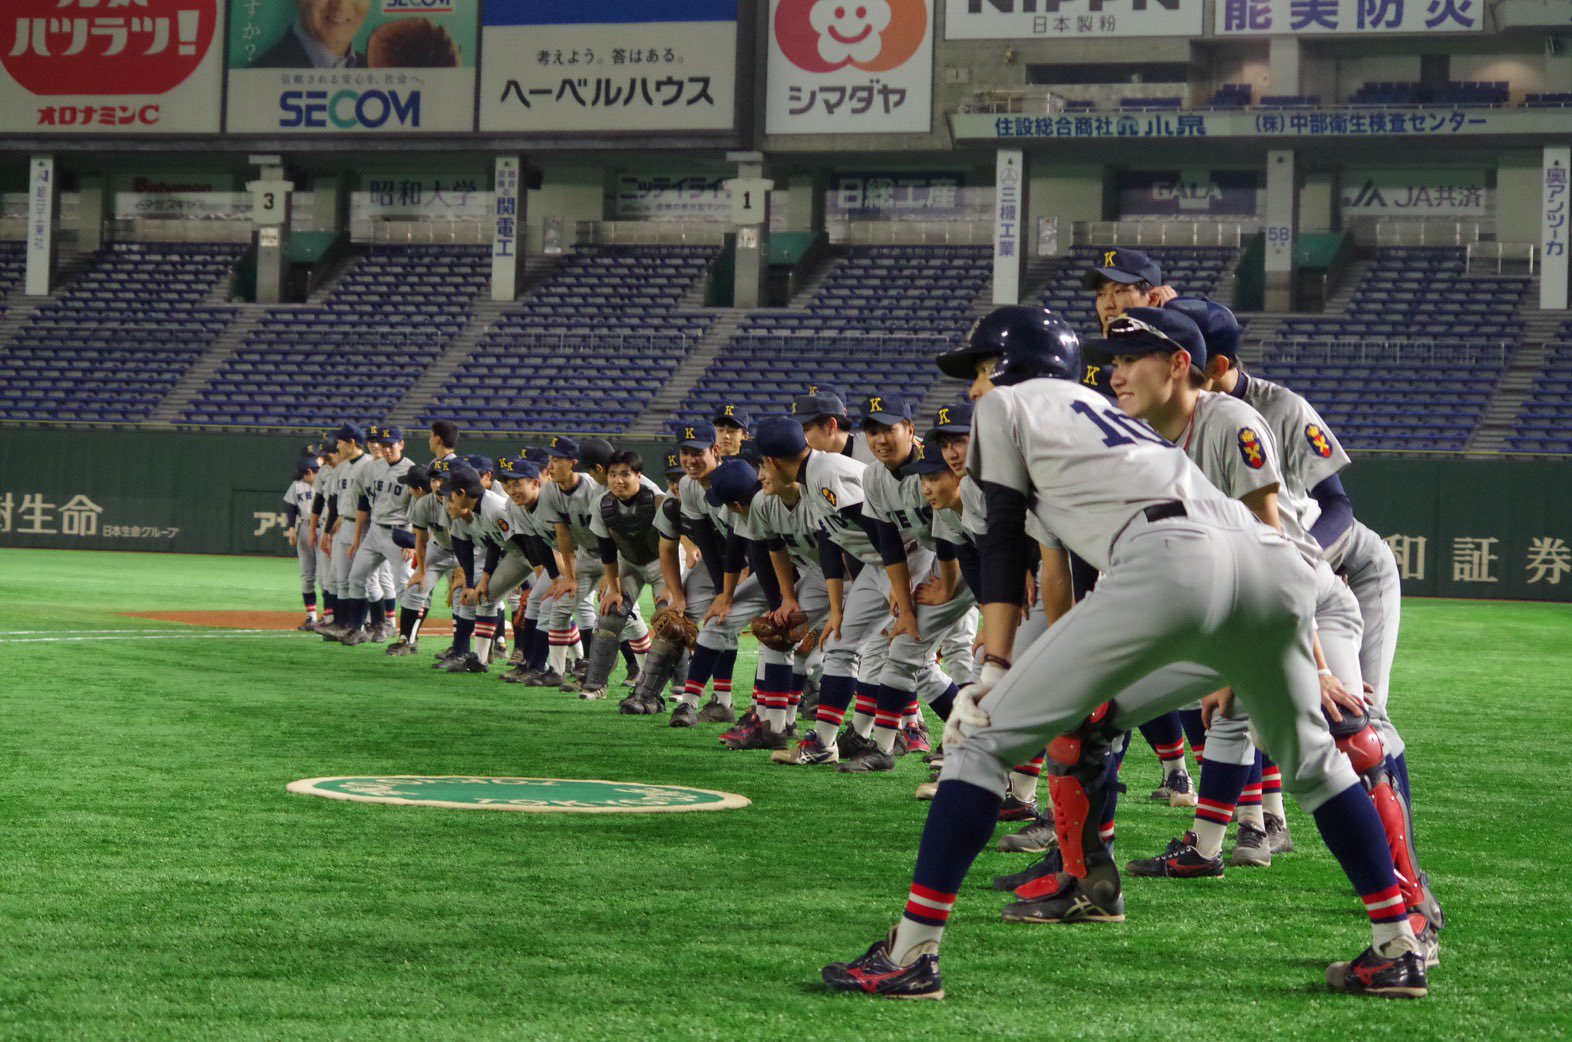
{"left": 1, "top": 547, "right": 1568, "bottom": 1041}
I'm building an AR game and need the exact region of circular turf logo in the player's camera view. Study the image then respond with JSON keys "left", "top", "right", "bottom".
{"left": 286, "top": 776, "right": 750, "bottom": 813}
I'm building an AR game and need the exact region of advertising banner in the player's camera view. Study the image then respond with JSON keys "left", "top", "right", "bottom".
{"left": 479, "top": 0, "right": 738, "bottom": 134}
{"left": 1115, "top": 170, "right": 1259, "bottom": 216}
{"left": 351, "top": 172, "right": 489, "bottom": 220}
{"left": 0, "top": 0, "right": 225, "bottom": 133}
{"left": 765, "top": 0, "right": 933, "bottom": 135}
{"left": 946, "top": 0, "right": 1202, "bottom": 39}
{"left": 613, "top": 174, "right": 730, "bottom": 221}
{"left": 1339, "top": 169, "right": 1491, "bottom": 215}
{"left": 1543, "top": 148, "right": 1569, "bottom": 311}
{"left": 1216, "top": 0, "right": 1481, "bottom": 34}
{"left": 114, "top": 192, "right": 251, "bottom": 221}
{"left": 225, "top": 0, "right": 478, "bottom": 133}
{"left": 828, "top": 172, "right": 975, "bottom": 219}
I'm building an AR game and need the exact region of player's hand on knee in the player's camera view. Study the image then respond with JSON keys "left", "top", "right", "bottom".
{"left": 407, "top": 575, "right": 424, "bottom": 593}
{"left": 913, "top": 577, "right": 946, "bottom": 607}
{"left": 1201, "top": 688, "right": 1234, "bottom": 730}
{"left": 888, "top": 611, "right": 922, "bottom": 644}
{"left": 821, "top": 611, "right": 843, "bottom": 647}
{"left": 602, "top": 588, "right": 624, "bottom": 615}
{"left": 703, "top": 594, "right": 731, "bottom": 626}
{"left": 1319, "top": 672, "right": 1362, "bottom": 723}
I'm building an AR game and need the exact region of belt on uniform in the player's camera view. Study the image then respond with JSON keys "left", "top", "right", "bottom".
{"left": 1142, "top": 501, "right": 1187, "bottom": 524}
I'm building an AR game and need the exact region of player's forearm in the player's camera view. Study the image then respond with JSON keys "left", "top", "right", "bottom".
{"left": 554, "top": 524, "right": 578, "bottom": 582}
{"left": 770, "top": 549, "right": 798, "bottom": 600}
{"left": 885, "top": 559, "right": 916, "bottom": 617}
{"left": 826, "top": 576, "right": 846, "bottom": 615}
{"left": 660, "top": 538, "right": 683, "bottom": 599}
{"left": 981, "top": 602, "right": 1022, "bottom": 662}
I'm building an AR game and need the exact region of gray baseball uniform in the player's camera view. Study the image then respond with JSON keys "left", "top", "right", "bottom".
{"left": 328, "top": 453, "right": 373, "bottom": 600}
{"left": 944, "top": 378, "right": 1359, "bottom": 815}
{"left": 349, "top": 454, "right": 415, "bottom": 601}
{"left": 285, "top": 478, "right": 316, "bottom": 595}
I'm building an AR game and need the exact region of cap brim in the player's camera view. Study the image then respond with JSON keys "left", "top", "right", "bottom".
{"left": 1081, "top": 333, "right": 1174, "bottom": 366}
{"left": 677, "top": 439, "right": 711, "bottom": 450}
{"left": 857, "top": 415, "right": 905, "bottom": 430}
{"left": 1081, "top": 267, "right": 1146, "bottom": 290}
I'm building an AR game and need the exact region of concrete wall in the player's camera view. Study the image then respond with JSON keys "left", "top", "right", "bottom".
{"left": 1496, "top": 150, "right": 1547, "bottom": 244}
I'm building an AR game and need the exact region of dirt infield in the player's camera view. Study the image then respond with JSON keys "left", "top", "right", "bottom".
{"left": 124, "top": 611, "right": 455, "bottom": 634}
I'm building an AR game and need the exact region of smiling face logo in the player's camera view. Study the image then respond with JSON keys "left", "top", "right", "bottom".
{"left": 775, "top": 0, "right": 926, "bottom": 73}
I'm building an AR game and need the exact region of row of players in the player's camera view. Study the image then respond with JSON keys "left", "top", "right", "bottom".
{"left": 281, "top": 248, "right": 1441, "bottom": 999}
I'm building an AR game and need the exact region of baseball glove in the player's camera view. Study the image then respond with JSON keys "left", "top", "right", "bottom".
{"left": 750, "top": 610, "right": 811, "bottom": 652}
{"left": 650, "top": 606, "right": 700, "bottom": 649}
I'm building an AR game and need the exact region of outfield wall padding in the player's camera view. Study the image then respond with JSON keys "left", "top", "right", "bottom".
{"left": 1, "top": 429, "right": 1569, "bottom": 602}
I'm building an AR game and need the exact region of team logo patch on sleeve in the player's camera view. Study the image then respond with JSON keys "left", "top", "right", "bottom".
{"left": 821, "top": 487, "right": 838, "bottom": 508}
{"left": 1237, "top": 428, "right": 1266, "bottom": 470}
{"left": 498, "top": 518, "right": 510, "bottom": 534}
{"left": 1305, "top": 424, "right": 1333, "bottom": 459}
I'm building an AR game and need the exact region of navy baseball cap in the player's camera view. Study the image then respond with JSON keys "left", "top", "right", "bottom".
{"left": 580, "top": 437, "right": 615, "bottom": 471}
{"left": 1082, "top": 247, "right": 1163, "bottom": 290}
{"left": 375, "top": 424, "right": 404, "bottom": 444}
{"left": 332, "top": 423, "right": 365, "bottom": 445}
{"left": 303, "top": 442, "right": 324, "bottom": 457}
{"left": 1163, "top": 296, "right": 1242, "bottom": 362}
{"left": 676, "top": 420, "right": 717, "bottom": 449}
{"left": 901, "top": 441, "right": 950, "bottom": 478}
{"left": 713, "top": 403, "right": 753, "bottom": 431}
{"left": 705, "top": 458, "right": 763, "bottom": 508}
{"left": 496, "top": 455, "right": 541, "bottom": 481}
{"left": 428, "top": 457, "right": 452, "bottom": 479}
{"left": 400, "top": 464, "right": 431, "bottom": 491}
{"left": 522, "top": 445, "right": 552, "bottom": 465}
{"left": 546, "top": 436, "right": 580, "bottom": 459}
{"left": 1082, "top": 307, "right": 1207, "bottom": 368}
{"left": 928, "top": 401, "right": 973, "bottom": 434}
{"left": 857, "top": 393, "right": 915, "bottom": 429}
{"left": 463, "top": 454, "right": 495, "bottom": 475}
{"left": 791, "top": 388, "right": 848, "bottom": 422}
{"left": 755, "top": 415, "right": 809, "bottom": 458}
{"left": 662, "top": 449, "right": 685, "bottom": 478}
{"left": 445, "top": 465, "right": 483, "bottom": 499}
{"left": 738, "top": 440, "right": 763, "bottom": 467}
{"left": 298, "top": 456, "right": 322, "bottom": 474}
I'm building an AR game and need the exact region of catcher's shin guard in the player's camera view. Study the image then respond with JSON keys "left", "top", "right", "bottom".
{"left": 1328, "top": 707, "right": 1427, "bottom": 919}
{"left": 583, "top": 604, "right": 633, "bottom": 690}
{"left": 631, "top": 635, "right": 685, "bottom": 709}
{"left": 1044, "top": 703, "right": 1120, "bottom": 885}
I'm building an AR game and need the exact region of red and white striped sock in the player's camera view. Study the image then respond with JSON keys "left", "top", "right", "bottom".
{"left": 1238, "top": 780, "right": 1265, "bottom": 829}
{"left": 1193, "top": 796, "right": 1237, "bottom": 858}
{"left": 1261, "top": 761, "right": 1285, "bottom": 820}
{"left": 814, "top": 704, "right": 846, "bottom": 744}
{"left": 873, "top": 709, "right": 902, "bottom": 754}
{"left": 852, "top": 691, "right": 877, "bottom": 738}
{"left": 713, "top": 678, "right": 733, "bottom": 709}
{"left": 891, "top": 884, "right": 955, "bottom": 964}
{"left": 1155, "top": 738, "right": 1186, "bottom": 766}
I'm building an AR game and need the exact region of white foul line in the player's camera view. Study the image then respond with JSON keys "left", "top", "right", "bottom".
{"left": 0, "top": 630, "right": 298, "bottom": 644}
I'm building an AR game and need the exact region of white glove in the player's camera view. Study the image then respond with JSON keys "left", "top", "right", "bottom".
{"left": 942, "top": 662, "right": 1008, "bottom": 750}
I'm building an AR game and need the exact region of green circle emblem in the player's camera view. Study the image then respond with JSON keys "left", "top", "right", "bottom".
{"left": 287, "top": 776, "right": 750, "bottom": 813}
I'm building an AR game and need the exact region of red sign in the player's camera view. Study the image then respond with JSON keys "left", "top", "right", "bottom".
{"left": 2, "top": 0, "right": 217, "bottom": 97}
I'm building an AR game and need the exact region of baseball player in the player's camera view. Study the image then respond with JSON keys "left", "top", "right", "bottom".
{"left": 1182, "top": 297, "right": 1422, "bottom": 863}
{"left": 385, "top": 464, "right": 442, "bottom": 656}
{"left": 499, "top": 453, "right": 574, "bottom": 685}
{"left": 693, "top": 402, "right": 753, "bottom": 706}
{"left": 792, "top": 386, "right": 878, "bottom": 465}
{"left": 317, "top": 424, "right": 374, "bottom": 643}
{"left": 284, "top": 450, "right": 322, "bottom": 631}
{"left": 574, "top": 450, "right": 664, "bottom": 700}
{"left": 1083, "top": 248, "right": 1198, "bottom": 803}
{"left": 756, "top": 414, "right": 950, "bottom": 767}
{"left": 340, "top": 425, "right": 415, "bottom": 646}
{"left": 308, "top": 437, "right": 339, "bottom": 633}
{"left": 540, "top": 437, "right": 658, "bottom": 690}
{"left": 621, "top": 422, "right": 723, "bottom": 718}
{"left": 839, "top": 392, "right": 973, "bottom": 774}
{"left": 818, "top": 306, "right": 1429, "bottom": 1001}
{"left": 438, "top": 463, "right": 518, "bottom": 673}
{"left": 724, "top": 453, "right": 832, "bottom": 750}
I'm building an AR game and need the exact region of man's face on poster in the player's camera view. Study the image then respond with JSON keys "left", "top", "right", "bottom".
{"left": 299, "top": 0, "right": 371, "bottom": 57}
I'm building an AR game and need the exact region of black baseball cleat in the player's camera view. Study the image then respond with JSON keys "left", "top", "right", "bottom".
{"left": 339, "top": 628, "right": 368, "bottom": 647}
{"left": 998, "top": 815, "right": 1058, "bottom": 854}
{"left": 617, "top": 692, "right": 648, "bottom": 715}
{"left": 992, "top": 848, "right": 1063, "bottom": 891}
{"left": 319, "top": 625, "right": 346, "bottom": 643}
{"left": 1326, "top": 943, "right": 1429, "bottom": 998}
{"left": 838, "top": 728, "right": 876, "bottom": 760}
{"left": 997, "top": 795, "right": 1038, "bottom": 822}
{"left": 695, "top": 700, "right": 737, "bottom": 724}
{"left": 295, "top": 617, "right": 317, "bottom": 632}
{"left": 1000, "top": 877, "right": 1126, "bottom": 924}
{"left": 385, "top": 640, "right": 418, "bottom": 657}
{"left": 536, "top": 668, "right": 565, "bottom": 688}
{"left": 669, "top": 702, "right": 699, "bottom": 728}
{"left": 837, "top": 747, "right": 897, "bottom": 773}
{"left": 730, "top": 725, "right": 791, "bottom": 751}
{"left": 821, "top": 937, "right": 943, "bottom": 1000}
{"left": 1125, "top": 832, "right": 1225, "bottom": 879}
{"left": 441, "top": 652, "right": 488, "bottom": 674}
{"left": 718, "top": 709, "right": 761, "bottom": 743}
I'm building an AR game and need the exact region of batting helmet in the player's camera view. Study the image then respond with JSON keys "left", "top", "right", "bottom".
{"left": 937, "top": 305, "right": 1082, "bottom": 386}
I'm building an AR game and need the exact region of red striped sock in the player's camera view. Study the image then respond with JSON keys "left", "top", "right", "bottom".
{"left": 903, "top": 883, "right": 956, "bottom": 927}
{"left": 1240, "top": 782, "right": 1263, "bottom": 807}
{"left": 853, "top": 693, "right": 876, "bottom": 718}
{"left": 1361, "top": 883, "right": 1408, "bottom": 924}
{"left": 1155, "top": 739, "right": 1186, "bottom": 764}
{"left": 1262, "top": 765, "right": 1282, "bottom": 794}
{"left": 1193, "top": 743, "right": 1205, "bottom": 764}
{"left": 1196, "top": 797, "right": 1236, "bottom": 826}
{"left": 815, "top": 705, "right": 846, "bottom": 733}
{"left": 1013, "top": 754, "right": 1044, "bottom": 777}
{"left": 630, "top": 634, "right": 651, "bottom": 653}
